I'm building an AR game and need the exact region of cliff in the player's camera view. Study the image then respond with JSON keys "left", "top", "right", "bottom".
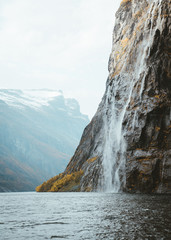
{"left": 37, "top": 0, "right": 171, "bottom": 193}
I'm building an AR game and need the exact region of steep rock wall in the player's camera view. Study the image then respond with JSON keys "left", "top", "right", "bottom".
{"left": 63, "top": 0, "right": 171, "bottom": 193}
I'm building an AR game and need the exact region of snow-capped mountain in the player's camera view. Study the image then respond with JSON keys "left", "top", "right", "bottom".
{"left": 0, "top": 89, "right": 89, "bottom": 192}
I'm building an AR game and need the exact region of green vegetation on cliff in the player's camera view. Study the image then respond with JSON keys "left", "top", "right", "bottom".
{"left": 36, "top": 170, "right": 84, "bottom": 192}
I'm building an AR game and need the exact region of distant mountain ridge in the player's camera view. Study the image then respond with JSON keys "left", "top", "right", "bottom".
{"left": 0, "top": 89, "right": 89, "bottom": 192}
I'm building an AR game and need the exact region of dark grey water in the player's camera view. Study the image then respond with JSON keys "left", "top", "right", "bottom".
{"left": 0, "top": 192, "right": 170, "bottom": 240}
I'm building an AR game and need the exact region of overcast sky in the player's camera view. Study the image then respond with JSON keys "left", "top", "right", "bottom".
{"left": 0, "top": 0, "right": 121, "bottom": 119}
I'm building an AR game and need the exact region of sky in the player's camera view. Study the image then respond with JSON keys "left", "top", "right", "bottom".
{"left": 0, "top": 0, "right": 121, "bottom": 119}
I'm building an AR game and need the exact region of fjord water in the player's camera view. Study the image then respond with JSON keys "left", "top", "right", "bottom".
{"left": 0, "top": 192, "right": 170, "bottom": 240}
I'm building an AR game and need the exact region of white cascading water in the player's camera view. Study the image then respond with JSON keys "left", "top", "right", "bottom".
{"left": 100, "top": 0, "right": 163, "bottom": 192}
{"left": 101, "top": 75, "right": 134, "bottom": 192}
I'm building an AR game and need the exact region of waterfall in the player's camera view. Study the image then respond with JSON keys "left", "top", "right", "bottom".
{"left": 100, "top": 75, "right": 134, "bottom": 192}
{"left": 100, "top": 0, "right": 164, "bottom": 193}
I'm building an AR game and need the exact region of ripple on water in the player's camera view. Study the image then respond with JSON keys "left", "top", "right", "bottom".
{"left": 50, "top": 236, "right": 71, "bottom": 239}
{"left": 0, "top": 192, "right": 170, "bottom": 240}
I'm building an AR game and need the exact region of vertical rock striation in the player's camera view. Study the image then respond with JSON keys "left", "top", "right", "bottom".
{"left": 57, "top": 0, "right": 171, "bottom": 193}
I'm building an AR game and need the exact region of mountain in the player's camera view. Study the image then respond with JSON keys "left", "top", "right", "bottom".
{"left": 0, "top": 89, "right": 89, "bottom": 192}
{"left": 37, "top": 0, "right": 171, "bottom": 193}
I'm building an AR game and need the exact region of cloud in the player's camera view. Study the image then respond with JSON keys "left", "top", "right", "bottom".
{"left": 0, "top": 0, "right": 121, "bottom": 118}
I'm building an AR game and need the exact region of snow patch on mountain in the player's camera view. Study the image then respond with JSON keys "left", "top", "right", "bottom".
{"left": 0, "top": 89, "right": 63, "bottom": 109}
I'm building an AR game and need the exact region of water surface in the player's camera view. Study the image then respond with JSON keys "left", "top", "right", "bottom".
{"left": 0, "top": 192, "right": 170, "bottom": 239}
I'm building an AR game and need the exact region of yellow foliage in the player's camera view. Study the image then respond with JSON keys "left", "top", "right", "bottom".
{"left": 137, "top": 157, "right": 153, "bottom": 162}
{"left": 120, "top": 0, "right": 132, "bottom": 5}
{"left": 133, "top": 10, "right": 143, "bottom": 19}
{"left": 161, "top": 14, "right": 170, "bottom": 18}
{"left": 133, "top": 15, "right": 147, "bottom": 34}
{"left": 155, "top": 95, "right": 160, "bottom": 99}
{"left": 35, "top": 174, "right": 63, "bottom": 192}
{"left": 36, "top": 170, "right": 84, "bottom": 192}
{"left": 87, "top": 156, "right": 97, "bottom": 164}
{"left": 120, "top": 37, "right": 129, "bottom": 48}
{"left": 120, "top": 0, "right": 131, "bottom": 5}
{"left": 155, "top": 126, "right": 160, "bottom": 131}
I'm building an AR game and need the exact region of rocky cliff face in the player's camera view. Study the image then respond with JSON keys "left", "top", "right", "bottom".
{"left": 63, "top": 0, "right": 171, "bottom": 194}
{"left": 39, "top": 0, "right": 171, "bottom": 193}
